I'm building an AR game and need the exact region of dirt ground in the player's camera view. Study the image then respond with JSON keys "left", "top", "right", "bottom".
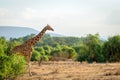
{"left": 17, "top": 61, "right": 120, "bottom": 80}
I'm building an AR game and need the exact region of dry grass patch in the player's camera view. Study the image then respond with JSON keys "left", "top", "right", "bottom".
{"left": 16, "top": 61, "right": 120, "bottom": 80}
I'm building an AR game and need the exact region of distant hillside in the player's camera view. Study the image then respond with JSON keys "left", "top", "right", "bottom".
{"left": 0, "top": 26, "right": 63, "bottom": 40}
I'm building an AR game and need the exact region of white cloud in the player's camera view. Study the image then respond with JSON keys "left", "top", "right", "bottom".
{"left": 104, "top": 10, "right": 120, "bottom": 25}
{"left": 0, "top": 8, "right": 8, "bottom": 17}
{"left": 21, "top": 8, "right": 38, "bottom": 19}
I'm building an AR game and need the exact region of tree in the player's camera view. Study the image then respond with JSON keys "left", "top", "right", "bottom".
{"left": 75, "top": 44, "right": 89, "bottom": 62}
{"left": 76, "top": 33, "right": 105, "bottom": 62}
{"left": 103, "top": 35, "right": 120, "bottom": 62}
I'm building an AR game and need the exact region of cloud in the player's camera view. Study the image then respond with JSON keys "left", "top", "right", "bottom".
{"left": 105, "top": 10, "right": 120, "bottom": 25}
{"left": 21, "top": 8, "right": 38, "bottom": 19}
{"left": 0, "top": 8, "right": 8, "bottom": 18}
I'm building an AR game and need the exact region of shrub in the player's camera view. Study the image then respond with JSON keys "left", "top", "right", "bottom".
{"left": 42, "top": 55, "right": 49, "bottom": 61}
{"left": 0, "top": 53, "right": 26, "bottom": 79}
{"left": 31, "top": 50, "right": 40, "bottom": 61}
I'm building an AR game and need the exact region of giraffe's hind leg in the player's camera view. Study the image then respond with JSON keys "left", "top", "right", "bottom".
{"left": 39, "top": 57, "right": 42, "bottom": 66}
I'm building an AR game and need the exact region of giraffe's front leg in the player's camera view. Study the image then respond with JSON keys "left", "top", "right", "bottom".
{"left": 26, "top": 56, "right": 32, "bottom": 76}
{"left": 28, "top": 62, "right": 32, "bottom": 76}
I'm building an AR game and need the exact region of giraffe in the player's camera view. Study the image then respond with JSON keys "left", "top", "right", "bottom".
{"left": 12, "top": 24, "right": 54, "bottom": 76}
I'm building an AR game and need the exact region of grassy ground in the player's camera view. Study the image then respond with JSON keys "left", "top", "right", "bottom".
{"left": 16, "top": 61, "right": 120, "bottom": 80}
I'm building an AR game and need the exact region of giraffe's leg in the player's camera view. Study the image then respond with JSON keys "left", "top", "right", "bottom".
{"left": 28, "top": 61, "right": 32, "bottom": 76}
{"left": 26, "top": 56, "right": 32, "bottom": 76}
{"left": 39, "top": 57, "right": 42, "bottom": 66}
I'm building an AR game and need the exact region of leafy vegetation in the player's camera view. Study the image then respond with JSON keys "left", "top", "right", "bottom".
{"left": 76, "top": 34, "right": 105, "bottom": 62}
{"left": 103, "top": 35, "right": 120, "bottom": 62}
{"left": 0, "top": 37, "right": 26, "bottom": 79}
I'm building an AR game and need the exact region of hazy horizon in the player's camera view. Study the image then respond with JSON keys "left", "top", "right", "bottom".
{"left": 0, "top": 0, "right": 120, "bottom": 38}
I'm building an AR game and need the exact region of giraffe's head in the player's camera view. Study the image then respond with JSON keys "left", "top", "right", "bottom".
{"left": 45, "top": 24, "right": 54, "bottom": 31}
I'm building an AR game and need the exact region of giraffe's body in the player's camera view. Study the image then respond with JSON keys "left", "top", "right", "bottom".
{"left": 12, "top": 24, "right": 54, "bottom": 76}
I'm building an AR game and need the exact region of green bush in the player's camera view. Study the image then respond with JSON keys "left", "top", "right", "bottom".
{"left": 103, "top": 35, "right": 120, "bottom": 62}
{"left": 31, "top": 50, "right": 40, "bottom": 61}
{"left": 42, "top": 55, "right": 49, "bottom": 61}
{"left": 50, "top": 45, "right": 77, "bottom": 59}
{"left": 0, "top": 53, "right": 26, "bottom": 79}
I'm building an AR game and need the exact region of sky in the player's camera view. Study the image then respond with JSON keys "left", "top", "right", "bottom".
{"left": 0, "top": 0, "right": 120, "bottom": 38}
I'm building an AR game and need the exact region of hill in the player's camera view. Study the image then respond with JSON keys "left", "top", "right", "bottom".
{"left": 0, "top": 26, "right": 62, "bottom": 40}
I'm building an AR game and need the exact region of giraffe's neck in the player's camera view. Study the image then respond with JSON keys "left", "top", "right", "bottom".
{"left": 24, "top": 27, "right": 47, "bottom": 46}
{"left": 36, "top": 27, "right": 46, "bottom": 40}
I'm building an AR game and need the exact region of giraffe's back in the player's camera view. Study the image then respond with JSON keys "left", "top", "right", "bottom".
{"left": 12, "top": 44, "right": 32, "bottom": 56}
